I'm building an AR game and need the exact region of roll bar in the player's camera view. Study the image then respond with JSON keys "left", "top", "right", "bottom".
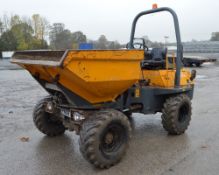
{"left": 129, "top": 7, "right": 183, "bottom": 87}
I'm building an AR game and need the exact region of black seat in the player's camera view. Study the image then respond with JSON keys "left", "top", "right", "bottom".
{"left": 141, "top": 48, "right": 167, "bottom": 69}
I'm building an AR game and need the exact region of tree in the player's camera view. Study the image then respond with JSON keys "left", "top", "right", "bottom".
{"left": 10, "top": 15, "right": 22, "bottom": 28}
{"left": 210, "top": 32, "right": 219, "bottom": 41}
{"left": 96, "top": 35, "right": 108, "bottom": 49}
{"left": 91, "top": 35, "right": 123, "bottom": 50}
{"left": 39, "top": 17, "right": 49, "bottom": 48}
{"left": 0, "top": 20, "right": 4, "bottom": 35}
{"left": 0, "top": 30, "right": 17, "bottom": 51}
{"left": 32, "top": 14, "right": 50, "bottom": 47}
{"left": 49, "top": 23, "right": 87, "bottom": 49}
{"left": 0, "top": 14, "right": 49, "bottom": 51}
{"left": 49, "top": 23, "right": 65, "bottom": 39}
{"left": 72, "top": 31, "right": 86, "bottom": 43}
{"left": 54, "top": 29, "right": 73, "bottom": 49}
{"left": 62, "top": 31, "right": 87, "bottom": 49}
{"left": 71, "top": 31, "right": 87, "bottom": 49}
{"left": 11, "top": 22, "right": 34, "bottom": 50}
{"left": 32, "top": 14, "right": 41, "bottom": 39}
{"left": 2, "top": 14, "right": 10, "bottom": 31}
{"left": 49, "top": 23, "right": 65, "bottom": 49}
{"left": 0, "top": 20, "right": 48, "bottom": 51}
{"left": 108, "top": 41, "right": 121, "bottom": 49}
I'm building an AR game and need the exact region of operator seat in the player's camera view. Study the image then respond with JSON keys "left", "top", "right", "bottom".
{"left": 141, "top": 48, "right": 167, "bottom": 69}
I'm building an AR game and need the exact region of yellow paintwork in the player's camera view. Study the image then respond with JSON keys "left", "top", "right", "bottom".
{"left": 62, "top": 50, "right": 144, "bottom": 103}
{"left": 142, "top": 69, "right": 193, "bottom": 87}
{"left": 12, "top": 49, "right": 193, "bottom": 104}
{"left": 14, "top": 50, "right": 144, "bottom": 104}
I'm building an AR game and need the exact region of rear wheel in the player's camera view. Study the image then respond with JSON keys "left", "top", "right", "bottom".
{"left": 196, "top": 63, "right": 201, "bottom": 67}
{"left": 161, "top": 94, "right": 192, "bottom": 135}
{"left": 79, "top": 109, "right": 131, "bottom": 168}
{"left": 33, "top": 96, "right": 65, "bottom": 137}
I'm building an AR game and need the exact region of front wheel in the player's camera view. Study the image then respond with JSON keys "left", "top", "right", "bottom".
{"left": 161, "top": 94, "right": 192, "bottom": 135}
{"left": 79, "top": 109, "right": 131, "bottom": 169}
{"left": 33, "top": 96, "right": 66, "bottom": 137}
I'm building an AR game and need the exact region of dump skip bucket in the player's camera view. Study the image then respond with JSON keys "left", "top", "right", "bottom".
{"left": 11, "top": 50, "right": 66, "bottom": 66}
{"left": 11, "top": 50, "right": 144, "bottom": 104}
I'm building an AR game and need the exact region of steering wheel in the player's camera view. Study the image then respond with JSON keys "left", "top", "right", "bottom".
{"left": 133, "top": 42, "right": 149, "bottom": 51}
{"left": 126, "top": 42, "right": 149, "bottom": 51}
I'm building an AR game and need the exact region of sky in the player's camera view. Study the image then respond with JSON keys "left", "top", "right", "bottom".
{"left": 0, "top": 0, "right": 218, "bottom": 43}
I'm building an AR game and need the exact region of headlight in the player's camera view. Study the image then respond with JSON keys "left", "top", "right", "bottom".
{"left": 73, "top": 112, "right": 85, "bottom": 121}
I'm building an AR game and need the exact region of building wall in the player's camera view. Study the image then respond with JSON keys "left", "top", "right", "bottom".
{"left": 183, "top": 41, "right": 219, "bottom": 53}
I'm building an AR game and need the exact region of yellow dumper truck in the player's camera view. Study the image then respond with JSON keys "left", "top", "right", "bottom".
{"left": 11, "top": 7, "right": 195, "bottom": 168}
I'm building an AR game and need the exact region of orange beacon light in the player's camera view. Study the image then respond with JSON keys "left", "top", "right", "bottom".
{"left": 152, "top": 3, "right": 158, "bottom": 9}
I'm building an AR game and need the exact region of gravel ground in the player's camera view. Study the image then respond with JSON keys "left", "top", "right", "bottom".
{"left": 0, "top": 60, "right": 219, "bottom": 175}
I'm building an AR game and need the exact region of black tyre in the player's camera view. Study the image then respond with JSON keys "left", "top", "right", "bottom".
{"left": 196, "top": 63, "right": 201, "bottom": 67}
{"left": 79, "top": 109, "right": 131, "bottom": 169}
{"left": 124, "top": 111, "right": 132, "bottom": 118}
{"left": 33, "top": 96, "right": 65, "bottom": 137}
{"left": 161, "top": 94, "right": 192, "bottom": 135}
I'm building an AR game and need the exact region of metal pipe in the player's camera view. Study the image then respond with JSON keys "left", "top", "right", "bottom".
{"left": 129, "top": 7, "right": 183, "bottom": 87}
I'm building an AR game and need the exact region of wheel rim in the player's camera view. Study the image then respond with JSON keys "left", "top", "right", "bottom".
{"left": 100, "top": 122, "right": 127, "bottom": 158}
{"left": 178, "top": 102, "right": 190, "bottom": 123}
{"left": 44, "top": 112, "right": 61, "bottom": 125}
